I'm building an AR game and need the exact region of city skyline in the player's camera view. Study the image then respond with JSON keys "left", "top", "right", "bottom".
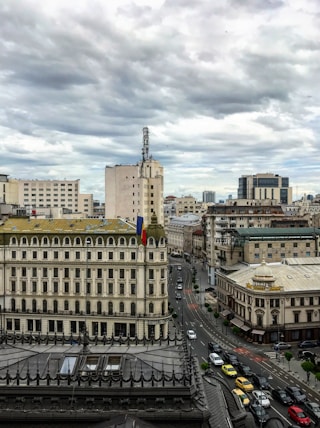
{"left": 0, "top": 0, "right": 319, "bottom": 203}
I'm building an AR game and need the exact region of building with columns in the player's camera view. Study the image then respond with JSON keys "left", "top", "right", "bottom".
{"left": 216, "top": 258, "right": 320, "bottom": 344}
{"left": 0, "top": 216, "right": 169, "bottom": 340}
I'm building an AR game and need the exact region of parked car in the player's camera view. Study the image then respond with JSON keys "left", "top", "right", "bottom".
{"left": 176, "top": 283, "right": 183, "bottom": 290}
{"left": 186, "top": 329, "right": 197, "bottom": 340}
{"left": 222, "top": 351, "right": 240, "bottom": 366}
{"left": 285, "top": 386, "right": 307, "bottom": 404}
{"left": 235, "top": 376, "right": 254, "bottom": 393}
{"left": 298, "top": 350, "right": 316, "bottom": 361}
{"left": 252, "top": 374, "right": 271, "bottom": 390}
{"left": 221, "top": 364, "right": 237, "bottom": 378}
{"left": 209, "top": 352, "right": 224, "bottom": 366}
{"left": 271, "top": 388, "right": 294, "bottom": 406}
{"left": 252, "top": 390, "right": 271, "bottom": 408}
{"left": 303, "top": 401, "right": 320, "bottom": 423}
{"left": 249, "top": 402, "right": 270, "bottom": 426}
{"left": 288, "top": 405, "right": 311, "bottom": 427}
{"left": 177, "top": 277, "right": 183, "bottom": 283}
{"left": 175, "top": 293, "right": 182, "bottom": 300}
{"left": 232, "top": 388, "right": 250, "bottom": 407}
{"left": 298, "top": 340, "right": 318, "bottom": 348}
{"left": 177, "top": 265, "right": 182, "bottom": 271}
{"left": 238, "top": 363, "right": 253, "bottom": 377}
{"left": 208, "top": 342, "right": 223, "bottom": 353}
{"left": 273, "top": 341, "right": 292, "bottom": 350}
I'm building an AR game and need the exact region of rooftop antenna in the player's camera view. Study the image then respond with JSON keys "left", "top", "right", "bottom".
{"left": 142, "top": 127, "right": 149, "bottom": 161}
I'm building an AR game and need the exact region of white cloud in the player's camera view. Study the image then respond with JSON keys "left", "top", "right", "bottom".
{"left": 0, "top": 0, "right": 320, "bottom": 202}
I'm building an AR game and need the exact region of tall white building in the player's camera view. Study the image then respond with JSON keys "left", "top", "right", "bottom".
{"left": 202, "top": 191, "right": 216, "bottom": 203}
{"left": 105, "top": 127, "right": 164, "bottom": 226}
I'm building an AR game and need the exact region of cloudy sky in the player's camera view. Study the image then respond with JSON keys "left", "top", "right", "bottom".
{"left": 1, "top": 0, "right": 320, "bottom": 203}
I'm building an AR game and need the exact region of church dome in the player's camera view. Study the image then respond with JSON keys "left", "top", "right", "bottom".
{"left": 252, "top": 259, "right": 275, "bottom": 285}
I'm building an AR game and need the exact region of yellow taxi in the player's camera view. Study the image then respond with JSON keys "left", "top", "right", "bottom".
{"left": 232, "top": 388, "right": 250, "bottom": 407}
{"left": 235, "top": 376, "right": 254, "bottom": 392}
{"left": 221, "top": 364, "right": 237, "bottom": 378}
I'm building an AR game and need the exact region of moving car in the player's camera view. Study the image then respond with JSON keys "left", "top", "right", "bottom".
{"left": 298, "top": 350, "right": 316, "bottom": 361}
{"left": 232, "top": 388, "right": 250, "bottom": 407}
{"left": 238, "top": 363, "right": 253, "bottom": 377}
{"left": 249, "top": 402, "right": 270, "bottom": 425}
{"left": 177, "top": 277, "right": 183, "bottom": 283}
{"left": 235, "top": 376, "right": 254, "bottom": 393}
{"left": 175, "top": 293, "right": 182, "bottom": 300}
{"left": 177, "top": 283, "right": 183, "bottom": 290}
{"left": 303, "top": 401, "right": 320, "bottom": 423}
{"left": 273, "top": 341, "right": 292, "bottom": 350}
{"left": 288, "top": 405, "right": 311, "bottom": 427}
{"left": 271, "top": 388, "right": 294, "bottom": 406}
{"left": 186, "top": 329, "right": 197, "bottom": 340}
{"left": 177, "top": 265, "right": 182, "bottom": 271}
{"left": 285, "top": 386, "right": 307, "bottom": 404}
{"left": 208, "top": 342, "right": 223, "bottom": 353}
{"left": 209, "top": 352, "right": 224, "bottom": 366}
{"left": 221, "top": 364, "right": 237, "bottom": 378}
{"left": 252, "top": 390, "right": 271, "bottom": 408}
{"left": 252, "top": 374, "right": 271, "bottom": 390}
{"left": 222, "top": 351, "right": 240, "bottom": 366}
{"left": 298, "top": 340, "right": 317, "bottom": 348}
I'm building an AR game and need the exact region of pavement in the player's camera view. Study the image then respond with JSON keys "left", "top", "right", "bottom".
{"left": 188, "top": 257, "right": 320, "bottom": 398}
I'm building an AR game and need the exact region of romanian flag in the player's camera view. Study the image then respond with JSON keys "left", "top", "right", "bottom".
{"left": 136, "top": 216, "right": 147, "bottom": 246}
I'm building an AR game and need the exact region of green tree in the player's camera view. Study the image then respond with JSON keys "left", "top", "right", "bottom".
{"left": 301, "top": 360, "right": 315, "bottom": 383}
{"left": 284, "top": 351, "right": 293, "bottom": 371}
{"left": 201, "top": 362, "right": 209, "bottom": 371}
{"left": 232, "top": 326, "right": 240, "bottom": 336}
{"left": 214, "top": 311, "right": 219, "bottom": 326}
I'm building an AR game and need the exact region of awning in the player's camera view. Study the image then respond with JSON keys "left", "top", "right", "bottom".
{"left": 240, "top": 325, "right": 251, "bottom": 332}
{"left": 230, "top": 318, "right": 244, "bottom": 328}
{"left": 251, "top": 329, "right": 265, "bottom": 335}
{"left": 221, "top": 309, "right": 231, "bottom": 317}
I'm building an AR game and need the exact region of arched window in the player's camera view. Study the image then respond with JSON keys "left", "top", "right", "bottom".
{"left": 130, "top": 303, "right": 136, "bottom": 316}
{"left": 42, "top": 237, "right": 48, "bottom": 245}
{"left": 11, "top": 237, "right": 17, "bottom": 245}
{"left": 32, "top": 299, "right": 37, "bottom": 313}
{"left": 119, "top": 237, "right": 125, "bottom": 245}
{"left": 97, "top": 301, "right": 102, "bottom": 314}
{"left": 21, "top": 299, "right": 26, "bottom": 312}
{"left": 32, "top": 237, "right": 38, "bottom": 245}
{"left": 21, "top": 237, "right": 27, "bottom": 245}
{"left": 43, "top": 300, "right": 48, "bottom": 313}
{"left": 108, "top": 302, "right": 113, "bottom": 315}
{"left": 53, "top": 300, "right": 58, "bottom": 314}
{"left": 75, "top": 301, "right": 80, "bottom": 314}
{"left": 130, "top": 237, "right": 136, "bottom": 246}
{"left": 119, "top": 302, "right": 124, "bottom": 313}
{"left": 86, "top": 301, "right": 91, "bottom": 315}
{"left": 107, "top": 237, "right": 114, "bottom": 246}
{"left": 149, "top": 302, "right": 154, "bottom": 314}
{"left": 11, "top": 298, "right": 16, "bottom": 312}
{"left": 97, "top": 237, "right": 103, "bottom": 245}
{"left": 148, "top": 237, "right": 155, "bottom": 246}
{"left": 53, "top": 237, "right": 59, "bottom": 245}
{"left": 64, "top": 237, "right": 70, "bottom": 245}
{"left": 75, "top": 237, "right": 81, "bottom": 245}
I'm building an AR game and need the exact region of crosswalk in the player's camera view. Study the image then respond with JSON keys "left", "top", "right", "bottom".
{"left": 264, "top": 351, "right": 278, "bottom": 359}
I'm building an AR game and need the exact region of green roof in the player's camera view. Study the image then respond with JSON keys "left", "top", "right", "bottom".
{"left": 233, "top": 227, "right": 320, "bottom": 239}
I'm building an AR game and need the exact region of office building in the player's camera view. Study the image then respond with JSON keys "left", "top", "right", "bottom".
{"left": 202, "top": 191, "right": 215, "bottom": 204}
{"left": 105, "top": 127, "right": 164, "bottom": 226}
{"left": 238, "top": 173, "right": 292, "bottom": 204}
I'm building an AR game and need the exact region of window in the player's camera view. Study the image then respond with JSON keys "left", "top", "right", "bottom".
{"left": 108, "top": 269, "right": 113, "bottom": 279}
{"left": 43, "top": 300, "right": 48, "bottom": 313}
{"left": 32, "top": 282, "right": 37, "bottom": 293}
{"left": 307, "top": 312, "right": 312, "bottom": 323}
{"left": 53, "top": 282, "right": 58, "bottom": 293}
{"left": 130, "top": 269, "right": 136, "bottom": 280}
{"left": 97, "top": 251, "right": 102, "bottom": 260}
{"left": 119, "top": 269, "right": 125, "bottom": 279}
{"left": 75, "top": 282, "right": 80, "bottom": 294}
{"left": 131, "top": 252, "right": 136, "bottom": 261}
{"left": 64, "top": 268, "right": 69, "bottom": 278}
{"left": 149, "top": 303, "right": 154, "bottom": 314}
{"left": 293, "top": 242, "right": 298, "bottom": 248}
{"left": 11, "top": 267, "right": 16, "bottom": 276}
{"left": 294, "top": 312, "right": 300, "bottom": 323}
{"left": 97, "top": 268, "right": 102, "bottom": 279}
{"left": 300, "top": 297, "right": 304, "bottom": 306}
{"left": 22, "top": 281, "right": 26, "bottom": 292}
{"left": 53, "top": 268, "right": 58, "bottom": 278}
{"left": 149, "top": 269, "right": 154, "bottom": 280}
{"left": 149, "top": 284, "right": 154, "bottom": 295}
{"left": 131, "top": 303, "right": 136, "bottom": 316}
{"left": 108, "top": 302, "right": 113, "bottom": 315}
{"left": 11, "top": 282, "right": 16, "bottom": 292}
{"left": 130, "top": 284, "right": 136, "bottom": 295}
{"left": 43, "top": 267, "right": 48, "bottom": 277}
{"left": 120, "top": 252, "right": 125, "bottom": 260}
{"left": 86, "top": 283, "right": 91, "bottom": 294}
{"left": 310, "top": 297, "right": 314, "bottom": 305}
{"left": 64, "top": 282, "right": 69, "bottom": 293}
{"left": 32, "top": 251, "right": 37, "bottom": 259}
{"left": 97, "top": 301, "right": 102, "bottom": 314}
{"left": 254, "top": 243, "right": 259, "bottom": 248}
{"left": 281, "top": 243, "right": 285, "bottom": 248}
{"left": 32, "top": 267, "right": 37, "bottom": 277}
{"left": 119, "top": 302, "right": 124, "bottom": 313}
{"left": 54, "top": 251, "right": 59, "bottom": 259}
{"left": 108, "top": 283, "right": 113, "bottom": 294}
{"left": 149, "top": 252, "right": 154, "bottom": 260}
{"left": 119, "top": 237, "right": 125, "bottom": 245}
{"left": 64, "top": 300, "right": 69, "bottom": 311}
{"left": 22, "top": 251, "right": 26, "bottom": 259}
{"left": 65, "top": 251, "right": 69, "bottom": 259}
{"left": 75, "top": 251, "right": 80, "bottom": 260}
{"left": 97, "top": 283, "right": 102, "bottom": 295}
{"left": 291, "top": 298, "right": 295, "bottom": 307}
{"left": 75, "top": 268, "right": 80, "bottom": 278}
{"left": 12, "top": 251, "right": 16, "bottom": 259}
{"left": 53, "top": 300, "right": 58, "bottom": 313}
{"left": 119, "top": 284, "right": 125, "bottom": 295}
{"left": 43, "top": 282, "right": 48, "bottom": 293}
{"left": 108, "top": 252, "right": 113, "bottom": 260}
{"left": 268, "top": 243, "right": 272, "bottom": 248}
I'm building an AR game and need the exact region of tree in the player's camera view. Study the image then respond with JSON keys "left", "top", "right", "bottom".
{"left": 214, "top": 311, "right": 219, "bottom": 326}
{"left": 201, "top": 361, "right": 209, "bottom": 371}
{"left": 232, "top": 326, "right": 240, "bottom": 336}
{"left": 284, "top": 351, "right": 293, "bottom": 371}
{"left": 301, "top": 360, "right": 315, "bottom": 383}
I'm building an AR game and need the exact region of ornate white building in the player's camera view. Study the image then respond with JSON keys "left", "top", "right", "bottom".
{"left": 0, "top": 216, "right": 169, "bottom": 340}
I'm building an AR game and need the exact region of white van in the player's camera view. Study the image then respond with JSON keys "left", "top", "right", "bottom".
{"left": 209, "top": 352, "right": 224, "bottom": 366}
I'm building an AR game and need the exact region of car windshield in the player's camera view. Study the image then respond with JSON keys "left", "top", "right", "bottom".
{"left": 297, "top": 411, "right": 306, "bottom": 418}
{"left": 243, "top": 380, "right": 250, "bottom": 385}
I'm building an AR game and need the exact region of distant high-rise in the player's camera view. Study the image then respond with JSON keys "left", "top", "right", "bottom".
{"left": 202, "top": 191, "right": 216, "bottom": 203}
{"left": 238, "top": 173, "right": 292, "bottom": 204}
{"left": 105, "top": 127, "right": 164, "bottom": 226}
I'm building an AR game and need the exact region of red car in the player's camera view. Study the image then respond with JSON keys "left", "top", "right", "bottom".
{"left": 288, "top": 405, "right": 311, "bottom": 426}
